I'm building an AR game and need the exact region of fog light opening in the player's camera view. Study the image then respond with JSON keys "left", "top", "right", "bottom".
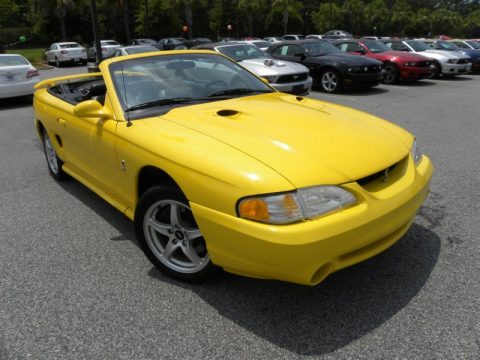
{"left": 310, "top": 263, "right": 332, "bottom": 285}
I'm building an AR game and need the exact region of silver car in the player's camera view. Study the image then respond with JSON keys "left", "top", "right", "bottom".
{"left": 87, "top": 40, "right": 121, "bottom": 60}
{"left": 110, "top": 45, "right": 158, "bottom": 58}
{"left": 192, "top": 42, "right": 312, "bottom": 95}
{"left": 382, "top": 39, "right": 471, "bottom": 77}
{"left": 45, "top": 42, "right": 87, "bottom": 67}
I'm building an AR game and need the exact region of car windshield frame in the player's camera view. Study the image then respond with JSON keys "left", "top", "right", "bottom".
{"left": 109, "top": 53, "right": 274, "bottom": 119}
{"left": 216, "top": 44, "right": 268, "bottom": 61}
{"left": 465, "top": 40, "right": 480, "bottom": 49}
{"left": 405, "top": 40, "right": 430, "bottom": 52}
{"left": 362, "top": 40, "right": 390, "bottom": 53}
{"left": 303, "top": 41, "right": 342, "bottom": 56}
{"left": 435, "top": 40, "right": 460, "bottom": 50}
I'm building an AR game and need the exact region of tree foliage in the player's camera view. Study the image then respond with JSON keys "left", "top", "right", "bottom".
{"left": 1, "top": 0, "right": 480, "bottom": 45}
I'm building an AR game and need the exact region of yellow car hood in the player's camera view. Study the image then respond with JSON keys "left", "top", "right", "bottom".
{"left": 161, "top": 93, "right": 413, "bottom": 187}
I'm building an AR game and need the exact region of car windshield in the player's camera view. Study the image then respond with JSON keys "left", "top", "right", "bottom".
{"left": 303, "top": 41, "right": 341, "bottom": 56}
{"left": 466, "top": 40, "right": 480, "bottom": 49}
{"left": 60, "top": 43, "right": 81, "bottom": 48}
{"left": 405, "top": 40, "right": 430, "bottom": 52}
{"left": 452, "top": 42, "right": 469, "bottom": 49}
{"left": 125, "top": 46, "right": 158, "bottom": 54}
{"left": 103, "top": 41, "right": 119, "bottom": 46}
{"left": 435, "top": 41, "right": 459, "bottom": 50}
{"left": 216, "top": 44, "right": 266, "bottom": 61}
{"left": 0, "top": 55, "right": 29, "bottom": 66}
{"left": 363, "top": 40, "right": 390, "bottom": 53}
{"left": 110, "top": 53, "right": 273, "bottom": 118}
{"left": 139, "top": 39, "right": 157, "bottom": 45}
{"left": 251, "top": 41, "right": 271, "bottom": 48}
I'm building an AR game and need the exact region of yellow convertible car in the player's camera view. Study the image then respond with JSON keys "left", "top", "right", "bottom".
{"left": 33, "top": 51, "right": 433, "bottom": 285}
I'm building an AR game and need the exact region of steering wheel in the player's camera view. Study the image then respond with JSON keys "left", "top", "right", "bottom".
{"left": 203, "top": 80, "right": 228, "bottom": 95}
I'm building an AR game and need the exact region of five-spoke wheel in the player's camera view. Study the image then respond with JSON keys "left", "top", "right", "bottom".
{"left": 135, "top": 186, "right": 218, "bottom": 281}
{"left": 319, "top": 69, "right": 341, "bottom": 93}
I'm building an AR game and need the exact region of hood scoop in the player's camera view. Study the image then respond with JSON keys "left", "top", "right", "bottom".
{"left": 217, "top": 109, "right": 239, "bottom": 117}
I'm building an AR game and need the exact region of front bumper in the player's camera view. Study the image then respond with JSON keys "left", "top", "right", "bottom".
{"left": 343, "top": 72, "right": 384, "bottom": 88}
{"left": 400, "top": 66, "right": 432, "bottom": 80}
{"left": 191, "top": 154, "right": 433, "bottom": 285}
{"left": 441, "top": 62, "right": 472, "bottom": 75}
{"left": 272, "top": 76, "right": 313, "bottom": 95}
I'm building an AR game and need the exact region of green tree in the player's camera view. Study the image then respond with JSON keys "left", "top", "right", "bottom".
{"left": 365, "top": 0, "right": 389, "bottom": 35}
{"left": 311, "top": 3, "right": 342, "bottom": 33}
{"left": 238, "top": 0, "right": 266, "bottom": 36}
{"left": 267, "top": 0, "right": 303, "bottom": 35}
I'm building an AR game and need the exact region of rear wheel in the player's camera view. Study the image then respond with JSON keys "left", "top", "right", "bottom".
{"left": 54, "top": 57, "right": 61, "bottom": 68}
{"left": 383, "top": 63, "right": 399, "bottom": 84}
{"left": 42, "top": 130, "right": 66, "bottom": 181}
{"left": 134, "top": 186, "right": 219, "bottom": 282}
{"left": 319, "top": 69, "right": 342, "bottom": 93}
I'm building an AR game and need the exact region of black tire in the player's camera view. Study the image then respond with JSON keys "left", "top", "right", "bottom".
{"left": 429, "top": 61, "right": 441, "bottom": 79}
{"left": 42, "top": 129, "right": 67, "bottom": 181}
{"left": 54, "top": 57, "right": 61, "bottom": 68}
{"left": 382, "top": 63, "right": 399, "bottom": 84}
{"left": 134, "top": 186, "right": 220, "bottom": 282}
{"left": 319, "top": 68, "right": 342, "bottom": 93}
{"left": 81, "top": 60, "right": 88, "bottom": 66}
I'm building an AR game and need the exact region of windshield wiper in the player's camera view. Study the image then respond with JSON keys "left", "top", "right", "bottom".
{"left": 208, "top": 88, "right": 272, "bottom": 97}
{"left": 125, "top": 97, "right": 196, "bottom": 112}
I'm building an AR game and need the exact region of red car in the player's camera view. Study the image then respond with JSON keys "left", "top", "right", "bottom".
{"left": 335, "top": 39, "right": 434, "bottom": 83}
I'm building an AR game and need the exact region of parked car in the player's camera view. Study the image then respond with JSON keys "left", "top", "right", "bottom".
{"left": 110, "top": 45, "right": 159, "bottom": 58}
{"left": 282, "top": 34, "right": 305, "bottom": 40}
{"left": 46, "top": 42, "right": 87, "bottom": 67}
{"left": 192, "top": 41, "right": 312, "bottom": 95}
{"left": 306, "top": 35, "right": 323, "bottom": 40}
{"left": 267, "top": 39, "right": 383, "bottom": 92}
{"left": 184, "top": 38, "right": 212, "bottom": 48}
{"left": 263, "top": 36, "right": 283, "bottom": 43}
{"left": 130, "top": 38, "right": 159, "bottom": 48}
{"left": 0, "top": 54, "right": 40, "bottom": 98}
{"left": 158, "top": 38, "right": 187, "bottom": 50}
{"left": 87, "top": 40, "right": 121, "bottom": 60}
{"left": 242, "top": 40, "right": 272, "bottom": 51}
{"left": 323, "top": 30, "right": 352, "bottom": 40}
{"left": 33, "top": 50, "right": 433, "bottom": 285}
{"left": 382, "top": 39, "right": 472, "bottom": 78}
{"left": 449, "top": 39, "right": 480, "bottom": 50}
{"left": 335, "top": 39, "right": 434, "bottom": 83}
{"left": 421, "top": 39, "right": 480, "bottom": 72}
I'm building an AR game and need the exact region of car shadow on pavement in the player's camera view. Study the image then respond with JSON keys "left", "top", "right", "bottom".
{"left": 0, "top": 95, "right": 33, "bottom": 110}
{"left": 436, "top": 75, "right": 473, "bottom": 81}
{"left": 148, "top": 222, "right": 440, "bottom": 356}
{"left": 57, "top": 179, "right": 136, "bottom": 244}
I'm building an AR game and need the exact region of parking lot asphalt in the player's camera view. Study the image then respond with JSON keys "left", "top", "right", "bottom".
{"left": 0, "top": 65, "right": 479, "bottom": 359}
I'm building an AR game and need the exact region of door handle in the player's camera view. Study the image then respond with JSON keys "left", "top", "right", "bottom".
{"left": 57, "top": 118, "right": 66, "bottom": 127}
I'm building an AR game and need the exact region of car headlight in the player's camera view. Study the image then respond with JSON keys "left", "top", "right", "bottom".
{"left": 411, "top": 139, "right": 422, "bottom": 165}
{"left": 446, "top": 59, "right": 455, "bottom": 64}
{"left": 405, "top": 61, "right": 417, "bottom": 67}
{"left": 238, "top": 186, "right": 357, "bottom": 224}
{"left": 262, "top": 76, "right": 276, "bottom": 83}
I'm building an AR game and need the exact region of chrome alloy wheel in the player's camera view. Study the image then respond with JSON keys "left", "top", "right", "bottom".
{"left": 143, "top": 200, "right": 209, "bottom": 274}
{"left": 321, "top": 71, "right": 338, "bottom": 92}
{"left": 43, "top": 132, "right": 59, "bottom": 175}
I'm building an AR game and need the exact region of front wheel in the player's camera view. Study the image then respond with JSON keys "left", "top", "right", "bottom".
{"left": 134, "top": 186, "right": 219, "bottom": 282}
{"left": 429, "top": 61, "right": 441, "bottom": 79}
{"left": 42, "top": 130, "right": 66, "bottom": 181}
{"left": 319, "top": 69, "right": 342, "bottom": 93}
{"left": 383, "top": 63, "right": 399, "bottom": 84}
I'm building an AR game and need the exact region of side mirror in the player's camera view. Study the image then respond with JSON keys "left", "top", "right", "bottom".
{"left": 294, "top": 52, "right": 306, "bottom": 60}
{"left": 73, "top": 100, "right": 112, "bottom": 123}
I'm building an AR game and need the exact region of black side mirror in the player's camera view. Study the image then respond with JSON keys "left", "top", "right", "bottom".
{"left": 294, "top": 52, "right": 306, "bottom": 60}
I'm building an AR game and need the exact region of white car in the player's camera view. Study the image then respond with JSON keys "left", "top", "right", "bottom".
{"left": 0, "top": 54, "right": 40, "bottom": 98}
{"left": 193, "top": 42, "right": 312, "bottom": 95}
{"left": 111, "top": 45, "right": 158, "bottom": 57}
{"left": 382, "top": 39, "right": 472, "bottom": 77}
{"left": 46, "top": 42, "right": 87, "bottom": 67}
{"left": 263, "top": 37, "right": 283, "bottom": 43}
{"left": 242, "top": 40, "right": 272, "bottom": 51}
{"left": 87, "top": 40, "right": 121, "bottom": 60}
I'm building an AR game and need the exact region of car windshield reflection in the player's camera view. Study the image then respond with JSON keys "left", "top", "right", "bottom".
{"left": 110, "top": 53, "right": 273, "bottom": 119}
